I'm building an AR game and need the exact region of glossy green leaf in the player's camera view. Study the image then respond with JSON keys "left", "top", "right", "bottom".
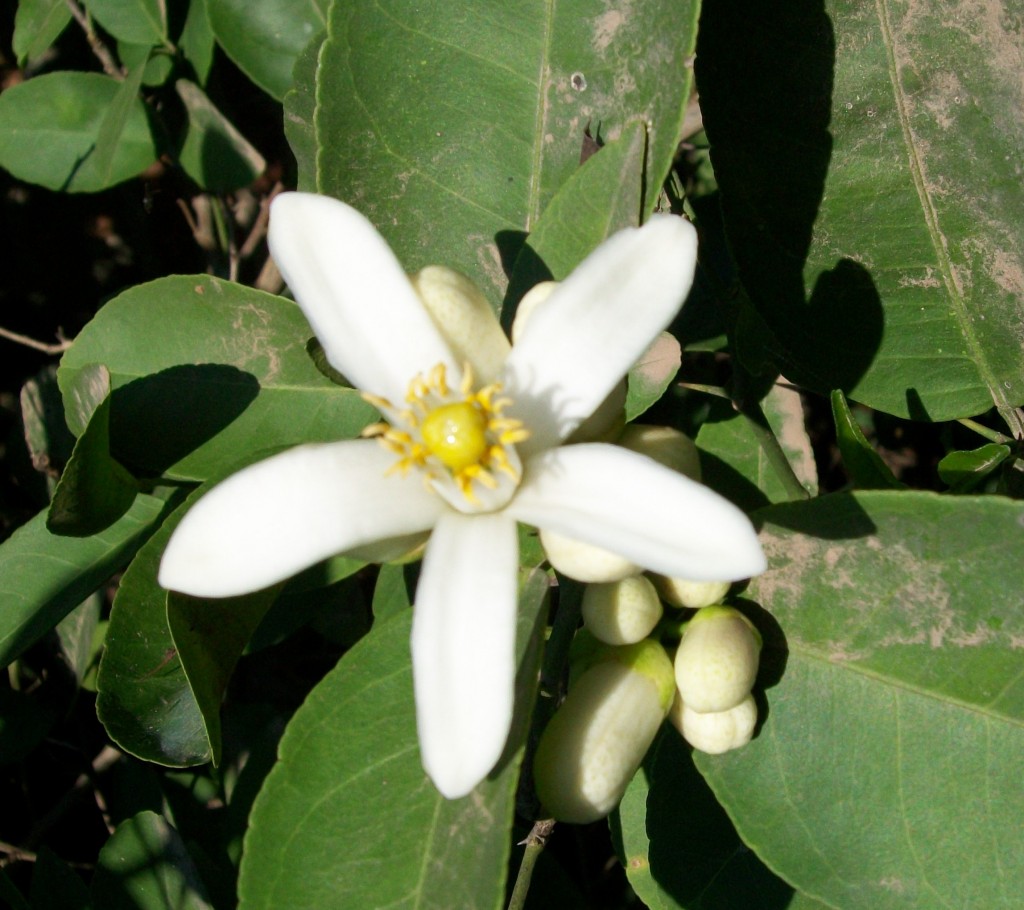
{"left": 239, "top": 570, "right": 550, "bottom": 910}
{"left": 615, "top": 729, "right": 831, "bottom": 910}
{"left": 175, "top": 79, "right": 266, "bottom": 191}
{"left": 312, "top": 0, "right": 698, "bottom": 300}
{"left": 90, "top": 811, "right": 213, "bottom": 910}
{"left": 831, "top": 389, "right": 904, "bottom": 490}
{"left": 282, "top": 31, "right": 322, "bottom": 192}
{"left": 48, "top": 376, "right": 141, "bottom": 537}
{"left": 371, "top": 563, "right": 415, "bottom": 623}
{"left": 97, "top": 490, "right": 272, "bottom": 766}
{"left": 699, "top": 491, "right": 1024, "bottom": 909}
{"left": 84, "top": 0, "right": 167, "bottom": 46}
{"left": 58, "top": 275, "right": 376, "bottom": 481}
{"left": 0, "top": 72, "right": 157, "bottom": 193}
{"left": 0, "top": 494, "right": 171, "bottom": 669}
{"left": 12, "top": 0, "right": 71, "bottom": 65}
{"left": 207, "top": 0, "right": 328, "bottom": 100}
{"left": 937, "top": 443, "right": 1011, "bottom": 492}
{"left": 697, "top": 384, "right": 818, "bottom": 512}
{"left": 697, "top": 0, "right": 1024, "bottom": 422}
{"left": 168, "top": 584, "right": 281, "bottom": 767}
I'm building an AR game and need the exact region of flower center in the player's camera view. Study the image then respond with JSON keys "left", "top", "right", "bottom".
{"left": 362, "top": 363, "right": 529, "bottom": 511}
{"left": 421, "top": 402, "right": 488, "bottom": 473}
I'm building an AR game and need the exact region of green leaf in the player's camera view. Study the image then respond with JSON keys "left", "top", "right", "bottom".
{"left": 615, "top": 729, "right": 830, "bottom": 910}
{"left": 239, "top": 570, "right": 550, "bottom": 910}
{"left": 0, "top": 72, "right": 157, "bottom": 193}
{"left": 506, "top": 120, "right": 648, "bottom": 299}
{"left": 168, "top": 584, "right": 280, "bottom": 767}
{"left": 58, "top": 275, "right": 376, "bottom": 481}
{"left": 92, "top": 57, "right": 150, "bottom": 187}
{"left": 281, "top": 30, "right": 322, "bottom": 191}
{"left": 20, "top": 365, "right": 77, "bottom": 498}
{"left": 90, "top": 811, "right": 214, "bottom": 910}
{"left": 627, "top": 332, "right": 681, "bottom": 423}
{"left": 697, "top": 383, "right": 818, "bottom": 512}
{"left": 699, "top": 491, "right": 1024, "bottom": 909}
{"left": 313, "top": 0, "right": 698, "bottom": 299}
{"left": 179, "top": 0, "right": 216, "bottom": 85}
{"left": 31, "top": 847, "right": 91, "bottom": 910}
{"left": 0, "top": 494, "right": 171, "bottom": 669}
{"left": 55, "top": 594, "right": 102, "bottom": 684}
{"left": 697, "top": 0, "right": 1024, "bottom": 422}
{"left": 175, "top": 79, "right": 266, "bottom": 191}
{"left": 830, "top": 389, "right": 904, "bottom": 490}
{"left": 207, "top": 0, "right": 328, "bottom": 100}
{"left": 12, "top": 0, "right": 71, "bottom": 65}
{"left": 371, "top": 563, "right": 414, "bottom": 623}
{"left": 937, "top": 443, "right": 1012, "bottom": 492}
{"left": 48, "top": 371, "right": 141, "bottom": 537}
{"left": 84, "top": 0, "right": 167, "bottom": 46}
{"left": 97, "top": 490, "right": 271, "bottom": 766}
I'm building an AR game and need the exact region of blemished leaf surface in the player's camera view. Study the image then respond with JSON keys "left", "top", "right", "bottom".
{"left": 97, "top": 493, "right": 211, "bottom": 766}
{"left": 58, "top": 276, "right": 375, "bottom": 481}
{"left": 697, "top": 384, "right": 818, "bottom": 513}
{"left": 239, "top": 570, "right": 550, "bottom": 910}
{"left": 698, "top": 491, "right": 1024, "bottom": 909}
{"left": 697, "top": 0, "right": 1024, "bottom": 423}
{"left": 0, "top": 72, "right": 157, "bottom": 193}
{"left": 90, "top": 811, "right": 214, "bottom": 910}
{"left": 12, "top": 0, "right": 71, "bottom": 66}
{"left": 0, "top": 494, "right": 171, "bottom": 669}
{"left": 615, "top": 729, "right": 832, "bottom": 910}
{"left": 175, "top": 79, "right": 266, "bottom": 191}
{"left": 627, "top": 332, "right": 682, "bottom": 423}
{"left": 830, "top": 390, "right": 904, "bottom": 490}
{"left": 83, "top": 0, "right": 167, "bottom": 46}
{"left": 206, "top": 0, "right": 328, "bottom": 100}
{"left": 313, "top": 0, "right": 698, "bottom": 300}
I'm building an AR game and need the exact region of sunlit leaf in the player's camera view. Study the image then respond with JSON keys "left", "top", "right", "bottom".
{"left": 699, "top": 491, "right": 1024, "bottom": 910}
{"left": 697, "top": 0, "right": 1024, "bottom": 422}
{"left": 937, "top": 442, "right": 1011, "bottom": 492}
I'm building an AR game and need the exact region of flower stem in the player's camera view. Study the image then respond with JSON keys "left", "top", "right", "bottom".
{"left": 507, "top": 819, "right": 556, "bottom": 910}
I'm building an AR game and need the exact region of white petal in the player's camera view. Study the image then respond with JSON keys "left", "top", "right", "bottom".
{"left": 159, "top": 440, "right": 447, "bottom": 597}
{"left": 507, "top": 444, "right": 766, "bottom": 581}
{"left": 268, "top": 193, "right": 458, "bottom": 402}
{"left": 503, "top": 216, "right": 698, "bottom": 453}
{"left": 412, "top": 511, "right": 519, "bottom": 798}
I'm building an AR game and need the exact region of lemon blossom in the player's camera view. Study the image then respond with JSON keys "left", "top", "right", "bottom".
{"left": 157, "top": 192, "right": 766, "bottom": 799}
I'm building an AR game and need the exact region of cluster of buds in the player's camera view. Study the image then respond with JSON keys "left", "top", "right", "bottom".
{"left": 533, "top": 426, "right": 763, "bottom": 823}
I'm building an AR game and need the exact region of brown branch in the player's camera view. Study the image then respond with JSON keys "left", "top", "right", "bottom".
{"left": 0, "top": 325, "right": 72, "bottom": 355}
{"left": 64, "top": 0, "right": 123, "bottom": 79}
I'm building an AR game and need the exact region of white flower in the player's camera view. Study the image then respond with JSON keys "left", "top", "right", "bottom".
{"left": 157, "top": 192, "right": 766, "bottom": 799}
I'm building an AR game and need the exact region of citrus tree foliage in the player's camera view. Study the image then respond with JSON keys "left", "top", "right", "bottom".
{"left": 2, "top": 0, "right": 1022, "bottom": 908}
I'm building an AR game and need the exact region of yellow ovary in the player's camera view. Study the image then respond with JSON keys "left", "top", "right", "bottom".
{"left": 421, "top": 402, "right": 488, "bottom": 473}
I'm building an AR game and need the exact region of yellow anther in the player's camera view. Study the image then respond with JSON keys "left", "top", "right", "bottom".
{"left": 421, "top": 401, "right": 488, "bottom": 473}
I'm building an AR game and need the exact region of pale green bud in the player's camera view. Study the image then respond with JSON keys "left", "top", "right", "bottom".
{"left": 540, "top": 528, "right": 639, "bottom": 582}
{"left": 673, "top": 606, "right": 761, "bottom": 713}
{"left": 652, "top": 576, "right": 732, "bottom": 609}
{"left": 534, "top": 640, "right": 674, "bottom": 823}
{"left": 669, "top": 692, "right": 758, "bottom": 754}
{"left": 411, "top": 266, "right": 510, "bottom": 385}
{"left": 616, "top": 424, "right": 701, "bottom": 480}
{"left": 581, "top": 575, "right": 663, "bottom": 645}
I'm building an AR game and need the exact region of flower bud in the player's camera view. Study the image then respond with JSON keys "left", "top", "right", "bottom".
{"left": 540, "top": 528, "right": 639, "bottom": 582}
{"left": 411, "top": 266, "right": 510, "bottom": 384}
{"left": 617, "top": 424, "right": 701, "bottom": 480}
{"left": 581, "top": 575, "right": 663, "bottom": 645}
{"left": 673, "top": 606, "right": 761, "bottom": 713}
{"left": 534, "top": 640, "right": 674, "bottom": 823}
{"left": 652, "top": 575, "right": 732, "bottom": 609}
{"left": 669, "top": 693, "right": 758, "bottom": 754}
